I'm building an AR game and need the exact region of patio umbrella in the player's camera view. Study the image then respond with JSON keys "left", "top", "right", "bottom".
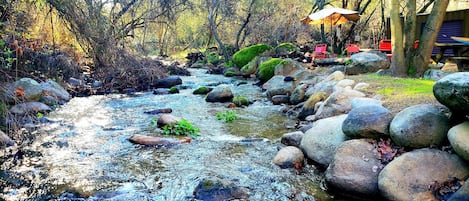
{"left": 301, "top": 7, "right": 360, "bottom": 25}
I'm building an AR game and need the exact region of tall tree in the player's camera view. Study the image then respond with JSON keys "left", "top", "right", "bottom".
{"left": 389, "top": 0, "right": 406, "bottom": 76}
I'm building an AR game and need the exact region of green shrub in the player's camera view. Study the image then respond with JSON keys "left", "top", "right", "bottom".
{"left": 169, "top": 86, "right": 179, "bottom": 94}
{"left": 162, "top": 119, "right": 200, "bottom": 137}
{"left": 216, "top": 110, "right": 238, "bottom": 123}
{"left": 257, "top": 58, "right": 285, "bottom": 83}
{"left": 193, "top": 86, "right": 211, "bottom": 94}
{"left": 232, "top": 95, "right": 249, "bottom": 106}
{"left": 205, "top": 51, "right": 221, "bottom": 65}
{"left": 232, "top": 44, "right": 272, "bottom": 68}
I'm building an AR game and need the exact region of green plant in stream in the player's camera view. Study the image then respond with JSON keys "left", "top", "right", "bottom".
{"left": 216, "top": 110, "right": 237, "bottom": 123}
{"left": 162, "top": 119, "right": 200, "bottom": 137}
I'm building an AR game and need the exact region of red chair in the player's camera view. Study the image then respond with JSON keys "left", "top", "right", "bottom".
{"left": 379, "top": 39, "right": 392, "bottom": 52}
{"left": 311, "top": 44, "right": 328, "bottom": 61}
{"left": 346, "top": 44, "right": 360, "bottom": 57}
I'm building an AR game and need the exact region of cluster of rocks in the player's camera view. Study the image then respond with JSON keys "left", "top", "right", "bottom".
{"left": 273, "top": 72, "right": 469, "bottom": 200}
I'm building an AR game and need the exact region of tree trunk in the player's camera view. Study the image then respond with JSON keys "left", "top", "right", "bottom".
{"left": 404, "top": 0, "right": 416, "bottom": 56}
{"left": 389, "top": 0, "right": 407, "bottom": 76}
{"left": 207, "top": 0, "right": 228, "bottom": 63}
{"left": 413, "top": 0, "right": 449, "bottom": 76}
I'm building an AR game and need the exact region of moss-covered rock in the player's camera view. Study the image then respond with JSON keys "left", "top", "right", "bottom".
{"left": 232, "top": 95, "right": 249, "bottom": 106}
{"left": 257, "top": 58, "right": 286, "bottom": 83}
{"left": 232, "top": 44, "right": 272, "bottom": 68}
{"left": 193, "top": 86, "right": 212, "bottom": 95}
{"left": 169, "top": 86, "right": 179, "bottom": 94}
{"left": 275, "top": 42, "right": 300, "bottom": 55}
{"left": 224, "top": 71, "right": 237, "bottom": 77}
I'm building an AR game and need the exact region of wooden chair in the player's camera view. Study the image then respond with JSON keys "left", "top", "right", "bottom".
{"left": 346, "top": 43, "right": 360, "bottom": 57}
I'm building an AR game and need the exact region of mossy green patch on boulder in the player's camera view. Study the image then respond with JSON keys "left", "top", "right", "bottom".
{"left": 275, "top": 42, "right": 300, "bottom": 55}
{"left": 193, "top": 86, "right": 211, "bottom": 95}
{"left": 232, "top": 44, "right": 272, "bottom": 68}
{"left": 224, "top": 71, "right": 237, "bottom": 77}
{"left": 257, "top": 58, "right": 286, "bottom": 83}
{"left": 232, "top": 95, "right": 249, "bottom": 106}
{"left": 169, "top": 86, "right": 179, "bottom": 94}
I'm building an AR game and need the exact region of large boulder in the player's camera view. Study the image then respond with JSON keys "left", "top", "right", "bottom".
{"left": 5, "top": 78, "right": 43, "bottom": 102}
{"left": 262, "top": 76, "right": 295, "bottom": 98}
{"left": 240, "top": 56, "right": 270, "bottom": 76}
{"left": 378, "top": 148, "right": 469, "bottom": 201}
{"left": 257, "top": 58, "right": 285, "bottom": 83}
{"left": 153, "top": 76, "right": 182, "bottom": 88}
{"left": 232, "top": 44, "right": 272, "bottom": 68}
{"left": 423, "top": 69, "right": 453, "bottom": 81}
{"left": 300, "top": 114, "right": 349, "bottom": 166}
{"left": 273, "top": 146, "right": 304, "bottom": 168}
{"left": 390, "top": 104, "right": 450, "bottom": 148}
{"left": 433, "top": 72, "right": 469, "bottom": 116}
{"left": 312, "top": 87, "right": 366, "bottom": 121}
{"left": 274, "top": 58, "right": 303, "bottom": 77}
{"left": 325, "top": 139, "right": 381, "bottom": 197}
{"left": 205, "top": 84, "right": 234, "bottom": 102}
{"left": 448, "top": 121, "right": 469, "bottom": 161}
{"left": 305, "top": 71, "right": 345, "bottom": 97}
{"left": 40, "top": 80, "right": 71, "bottom": 104}
{"left": 350, "top": 97, "right": 382, "bottom": 109}
{"left": 346, "top": 52, "right": 390, "bottom": 75}
{"left": 9, "top": 102, "right": 52, "bottom": 115}
{"left": 342, "top": 104, "right": 393, "bottom": 139}
{"left": 193, "top": 177, "right": 249, "bottom": 201}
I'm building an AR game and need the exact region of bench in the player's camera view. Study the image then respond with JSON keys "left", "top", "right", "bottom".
{"left": 449, "top": 56, "right": 469, "bottom": 71}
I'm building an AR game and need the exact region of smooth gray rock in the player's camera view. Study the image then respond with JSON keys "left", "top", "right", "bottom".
{"left": 390, "top": 104, "right": 450, "bottom": 148}
{"left": 433, "top": 72, "right": 469, "bottom": 115}
{"left": 193, "top": 177, "right": 248, "bottom": 201}
{"left": 157, "top": 114, "right": 182, "bottom": 128}
{"left": 5, "top": 78, "right": 43, "bottom": 102}
{"left": 313, "top": 87, "right": 366, "bottom": 121}
{"left": 9, "top": 102, "right": 52, "bottom": 115}
{"left": 347, "top": 52, "right": 390, "bottom": 75}
{"left": 326, "top": 139, "right": 381, "bottom": 197}
{"left": 281, "top": 131, "right": 304, "bottom": 147}
{"left": 448, "top": 121, "right": 469, "bottom": 161}
{"left": 271, "top": 95, "right": 290, "bottom": 105}
{"left": 289, "top": 84, "right": 306, "bottom": 105}
{"left": 351, "top": 97, "right": 381, "bottom": 109}
{"left": 262, "top": 75, "right": 295, "bottom": 98}
{"left": 40, "top": 80, "right": 71, "bottom": 103}
{"left": 205, "top": 84, "right": 233, "bottom": 102}
{"left": 342, "top": 105, "right": 393, "bottom": 139}
{"left": 153, "top": 76, "right": 182, "bottom": 88}
{"left": 378, "top": 148, "right": 469, "bottom": 201}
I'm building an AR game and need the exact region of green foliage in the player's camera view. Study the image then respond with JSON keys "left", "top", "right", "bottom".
{"left": 205, "top": 50, "right": 221, "bottom": 65}
{"left": 0, "top": 41, "right": 17, "bottom": 69}
{"left": 37, "top": 112, "right": 44, "bottom": 119}
{"left": 407, "top": 62, "right": 416, "bottom": 76}
{"left": 216, "top": 110, "right": 237, "bottom": 123}
{"left": 232, "top": 44, "right": 272, "bottom": 68}
{"left": 169, "top": 86, "right": 179, "bottom": 94}
{"left": 257, "top": 58, "right": 285, "bottom": 83}
{"left": 232, "top": 95, "right": 249, "bottom": 106}
{"left": 162, "top": 119, "right": 200, "bottom": 137}
{"left": 345, "top": 59, "right": 352, "bottom": 65}
{"left": 193, "top": 86, "right": 210, "bottom": 94}
{"left": 223, "top": 71, "right": 236, "bottom": 77}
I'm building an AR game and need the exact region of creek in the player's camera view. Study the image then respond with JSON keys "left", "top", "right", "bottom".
{"left": 2, "top": 69, "right": 346, "bottom": 201}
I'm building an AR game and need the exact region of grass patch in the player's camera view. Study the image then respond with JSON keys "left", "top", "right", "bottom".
{"left": 349, "top": 73, "right": 439, "bottom": 114}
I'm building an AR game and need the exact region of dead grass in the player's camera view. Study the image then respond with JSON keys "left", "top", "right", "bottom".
{"left": 347, "top": 74, "right": 441, "bottom": 114}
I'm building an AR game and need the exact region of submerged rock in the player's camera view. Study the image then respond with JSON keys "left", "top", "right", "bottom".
{"left": 128, "top": 134, "right": 188, "bottom": 146}
{"left": 193, "top": 177, "right": 248, "bottom": 201}
{"left": 153, "top": 76, "right": 182, "bottom": 88}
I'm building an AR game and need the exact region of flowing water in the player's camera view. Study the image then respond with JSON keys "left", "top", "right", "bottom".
{"left": 2, "top": 69, "right": 343, "bottom": 201}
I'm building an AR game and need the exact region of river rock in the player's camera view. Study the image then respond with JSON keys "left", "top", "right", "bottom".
{"left": 305, "top": 80, "right": 336, "bottom": 98}
{"left": 5, "top": 78, "right": 43, "bottom": 102}
{"left": 390, "top": 104, "right": 450, "bottom": 148}
{"left": 128, "top": 134, "right": 179, "bottom": 146}
{"left": 0, "top": 130, "right": 14, "bottom": 147}
{"left": 335, "top": 79, "right": 355, "bottom": 89}
{"left": 273, "top": 146, "right": 304, "bottom": 168}
{"left": 325, "top": 71, "right": 345, "bottom": 82}
{"left": 378, "top": 148, "right": 469, "bottom": 201}
{"left": 300, "top": 114, "right": 349, "bottom": 166}
{"left": 342, "top": 105, "right": 393, "bottom": 139}
{"left": 289, "top": 84, "right": 306, "bottom": 105}
{"left": 353, "top": 82, "right": 370, "bottom": 91}
{"left": 274, "top": 58, "right": 303, "bottom": 77}
{"left": 205, "top": 84, "right": 234, "bottom": 102}
{"left": 351, "top": 97, "right": 382, "bottom": 109}
{"left": 346, "top": 52, "right": 390, "bottom": 75}
{"left": 448, "top": 178, "right": 469, "bottom": 201}
{"left": 153, "top": 88, "right": 170, "bottom": 95}
{"left": 312, "top": 87, "right": 366, "bottom": 121}
{"left": 153, "top": 76, "right": 182, "bottom": 88}
{"left": 433, "top": 72, "right": 469, "bottom": 116}
{"left": 271, "top": 95, "right": 290, "bottom": 105}
{"left": 157, "top": 114, "right": 182, "bottom": 127}
{"left": 423, "top": 69, "right": 453, "bottom": 81}
{"left": 40, "top": 80, "right": 71, "bottom": 104}
{"left": 281, "top": 131, "right": 304, "bottom": 147}
{"left": 193, "top": 86, "right": 212, "bottom": 95}
{"left": 298, "top": 92, "right": 327, "bottom": 120}
{"left": 193, "top": 177, "right": 248, "bottom": 201}
{"left": 262, "top": 75, "right": 295, "bottom": 98}
{"left": 9, "top": 102, "right": 52, "bottom": 115}
{"left": 325, "top": 139, "right": 381, "bottom": 197}
{"left": 144, "top": 108, "right": 172, "bottom": 115}
{"left": 448, "top": 121, "right": 469, "bottom": 161}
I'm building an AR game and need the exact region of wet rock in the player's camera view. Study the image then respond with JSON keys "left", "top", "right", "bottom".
{"left": 9, "top": 102, "right": 52, "bottom": 115}
{"left": 144, "top": 108, "right": 172, "bottom": 115}
{"left": 193, "top": 177, "right": 248, "bottom": 201}
{"left": 325, "top": 139, "right": 381, "bottom": 197}
{"left": 312, "top": 87, "right": 366, "bottom": 121}
{"left": 153, "top": 88, "right": 170, "bottom": 95}
{"left": 281, "top": 131, "right": 304, "bottom": 147}
{"left": 153, "top": 76, "right": 182, "bottom": 88}
{"left": 193, "top": 86, "right": 212, "bottom": 95}
{"left": 347, "top": 52, "right": 390, "bottom": 75}
{"left": 205, "top": 84, "right": 233, "bottom": 102}
{"left": 271, "top": 95, "right": 290, "bottom": 105}
{"left": 378, "top": 148, "right": 469, "bottom": 201}
{"left": 390, "top": 104, "right": 450, "bottom": 148}
{"left": 0, "top": 130, "right": 14, "bottom": 147}
{"left": 351, "top": 97, "right": 381, "bottom": 109}
{"left": 40, "top": 80, "right": 71, "bottom": 103}
{"left": 232, "top": 95, "right": 249, "bottom": 107}
{"left": 289, "top": 84, "right": 306, "bottom": 105}
{"left": 448, "top": 121, "right": 469, "bottom": 161}
{"left": 433, "top": 72, "right": 469, "bottom": 116}
{"left": 448, "top": 178, "right": 469, "bottom": 201}
{"left": 128, "top": 134, "right": 180, "bottom": 146}
{"left": 5, "top": 78, "right": 43, "bottom": 102}
{"left": 273, "top": 146, "right": 304, "bottom": 168}
{"left": 300, "top": 114, "right": 349, "bottom": 166}
{"left": 262, "top": 75, "right": 295, "bottom": 98}
{"left": 342, "top": 105, "right": 393, "bottom": 139}
{"left": 157, "top": 114, "right": 182, "bottom": 128}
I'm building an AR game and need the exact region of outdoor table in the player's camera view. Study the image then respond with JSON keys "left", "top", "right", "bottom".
{"left": 434, "top": 42, "right": 469, "bottom": 62}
